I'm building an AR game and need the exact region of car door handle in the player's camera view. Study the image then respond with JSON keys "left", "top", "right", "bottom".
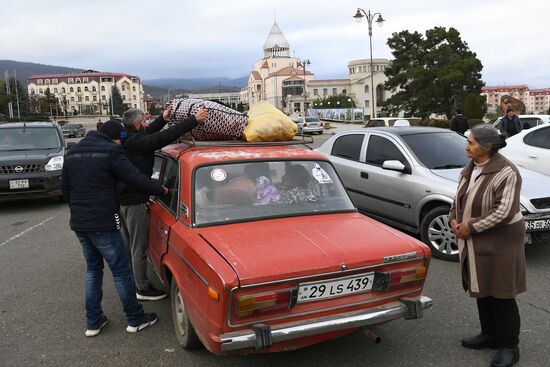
{"left": 360, "top": 172, "right": 369, "bottom": 179}
{"left": 160, "top": 227, "right": 168, "bottom": 236}
{"left": 528, "top": 154, "right": 538, "bottom": 159}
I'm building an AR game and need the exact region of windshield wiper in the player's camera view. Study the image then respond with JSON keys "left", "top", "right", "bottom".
{"left": 432, "top": 164, "right": 465, "bottom": 169}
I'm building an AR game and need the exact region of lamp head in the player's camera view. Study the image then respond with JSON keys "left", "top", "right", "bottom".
{"left": 376, "top": 14, "right": 385, "bottom": 27}
{"left": 353, "top": 9, "right": 364, "bottom": 23}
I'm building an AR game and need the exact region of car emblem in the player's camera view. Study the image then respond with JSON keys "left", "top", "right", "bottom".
{"left": 341, "top": 264, "right": 347, "bottom": 270}
{"left": 14, "top": 165, "right": 24, "bottom": 173}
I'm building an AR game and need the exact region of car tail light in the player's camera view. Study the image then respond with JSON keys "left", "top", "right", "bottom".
{"left": 390, "top": 267, "right": 427, "bottom": 287}
{"left": 234, "top": 290, "right": 292, "bottom": 318}
{"left": 303, "top": 122, "right": 308, "bottom": 127}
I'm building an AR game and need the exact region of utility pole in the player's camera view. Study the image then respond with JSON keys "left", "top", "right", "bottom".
{"left": 13, "top": 69, "right": 21, "bottom": 119}
{"left": 4, "top": 71, "right": 14, "bottom": 119}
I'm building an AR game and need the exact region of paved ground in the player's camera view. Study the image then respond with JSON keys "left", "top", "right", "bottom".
{"left": 1, "top": 123, "right": 549, "bottom": 366}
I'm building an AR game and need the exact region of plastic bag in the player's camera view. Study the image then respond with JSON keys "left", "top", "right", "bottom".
{"left": 243, "top": 101, "right": 297, "bottom": 142}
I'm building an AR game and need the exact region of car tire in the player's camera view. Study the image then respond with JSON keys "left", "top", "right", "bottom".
{"left": 420, "top": 205, "right": 459, "bottom": 262}
{"left": 170, "top": 278, "right": 202, "bottom": 350}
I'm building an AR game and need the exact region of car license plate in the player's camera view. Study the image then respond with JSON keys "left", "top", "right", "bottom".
{"left": 9, "top": 179, "right": 29, "bottom": 189}
{"left": 297, "top": 272, "right": 375, "bottom": 303}
{"left": 525, "top": 219, "right": 550, "bottom": 231}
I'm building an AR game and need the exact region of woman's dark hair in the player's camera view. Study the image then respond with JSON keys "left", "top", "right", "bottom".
{"left": 470, "top": 124, "right": 507, "bottom": 156}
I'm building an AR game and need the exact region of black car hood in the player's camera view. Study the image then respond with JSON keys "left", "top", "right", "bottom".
{"left": 0, "top": 148, "right": 63, "bottom": 161}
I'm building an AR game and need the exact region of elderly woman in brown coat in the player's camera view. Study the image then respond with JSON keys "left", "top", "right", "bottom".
{"left": 449, "top": 124, "right": 526, "bottom": 367}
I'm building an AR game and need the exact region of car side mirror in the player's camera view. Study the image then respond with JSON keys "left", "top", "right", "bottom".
{"left": 382, "top": 160, "right": 410, "bottom": 174}
{"left": 66, "top": 142, "right": 76, "bottom": 150}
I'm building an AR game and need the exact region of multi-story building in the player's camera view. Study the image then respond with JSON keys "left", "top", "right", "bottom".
{"left": 481, "top": 85, "right": 550, "bottom": 114}
{"left": 186, "top": 91, "right": 241, "bottom": 110}
{"left": 242, "top": 22, "right": 393, "bottom": 119}
{"left": 27, "top": 70, "right": 145, "bottom": 115}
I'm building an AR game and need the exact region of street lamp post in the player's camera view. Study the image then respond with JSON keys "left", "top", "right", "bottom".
{"left": 353, "top": 8, "right": 385, "bottom": 119}
{"left": 299, "top": 59, "right": 311, "bottom": 116}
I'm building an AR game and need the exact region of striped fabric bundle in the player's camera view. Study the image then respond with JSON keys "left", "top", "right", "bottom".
{"left": 169, "top": 98, "right": 248, "bottom": 141}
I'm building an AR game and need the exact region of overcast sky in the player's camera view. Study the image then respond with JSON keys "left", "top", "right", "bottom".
{"left": 2, "top": 0, "right": 548, "bottom": 87}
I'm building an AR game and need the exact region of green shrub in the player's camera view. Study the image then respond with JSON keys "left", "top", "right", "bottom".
{"left": 427, "top": 119, "right": 450, "bottom": 128}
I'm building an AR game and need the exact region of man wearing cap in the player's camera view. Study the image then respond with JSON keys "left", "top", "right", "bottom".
{"left": 498, "top": 107, "right": 522, "bottom": 138}
{"left": 118, "top": 106, "right": 207, "bottom": 301}
{"left": 451, "top": 109, "right": 469, "bottom": 135}
{"left": 61, "top": 121, "right": 168, "bottom": 337}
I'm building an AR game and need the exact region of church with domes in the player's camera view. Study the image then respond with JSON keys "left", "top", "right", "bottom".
{"left": 240, "top": 22, "right": 314, "bottom": 114}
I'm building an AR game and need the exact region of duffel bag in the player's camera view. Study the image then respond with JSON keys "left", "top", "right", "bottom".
{"left": 169, "top": 98, "right": 248, "bottom": 141}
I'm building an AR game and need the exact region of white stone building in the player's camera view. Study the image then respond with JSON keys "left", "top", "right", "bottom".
{"left": 27, "top": 70, "right": 145, "bottom": 115}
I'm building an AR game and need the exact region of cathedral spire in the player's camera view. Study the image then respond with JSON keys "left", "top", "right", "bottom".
{"left": 263, "top": 22, "right": 290, "bottom": 58}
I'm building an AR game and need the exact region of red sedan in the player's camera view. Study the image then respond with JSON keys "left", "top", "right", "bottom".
{"left": 147, "top": 140, "right": 433, "bottom": 355}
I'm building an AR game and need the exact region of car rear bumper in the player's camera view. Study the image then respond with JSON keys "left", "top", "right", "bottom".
{"left": 302, "top": 126, "right": 323, "bottom": 133}
{"left": 218, "top": 295, "right": 433, "bottom": 352}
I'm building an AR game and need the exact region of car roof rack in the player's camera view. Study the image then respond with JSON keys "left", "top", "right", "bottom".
{"left": 179, "top": 135, "right": 314, "bottom": 148}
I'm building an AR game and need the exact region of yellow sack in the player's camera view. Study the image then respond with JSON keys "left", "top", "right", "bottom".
{"left": 243, "top": 101, "right": 297, "bottom": 142}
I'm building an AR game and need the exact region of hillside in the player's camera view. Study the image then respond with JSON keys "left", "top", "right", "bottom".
{"left": 0, "top": 60, "right": 83, "bottom": 85}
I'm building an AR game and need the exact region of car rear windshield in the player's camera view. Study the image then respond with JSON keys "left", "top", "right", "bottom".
{"left": 63, "top": 124, "right": 80, "bottom": 129}
{"left": 194, "top": 160, "right": 355, "bottom": 226}
{"left": 304, "top": 117, "right": 320, "bottom": 122}
{"left": 401, "top": 132, "right": 469, "bottom": 169}
{"left": 0, "top": 127, "right": 61, "bottom": 151}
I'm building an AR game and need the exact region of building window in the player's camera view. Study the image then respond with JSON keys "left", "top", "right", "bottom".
{"left": 101, "top": 86, "right": 105, "bottom": 91}
{"left": 365, "top": 100, "right": 370, "bottom": 107}
{"left": 133, "top": 95, "right": 137, "bottom": 100}
{"left": 68, "top": 78, "right": 74, "bottom": 84}
{"left": 76, "top": 78, "right": 81, "bottom": 84}
{"left": 93, "top": 96, "right": 97, "bottom": 101}
{"left": 92, "top": 86, "right": 96, "bottom": 92}
{"left": 78, "top": 97, "right": 82, "bottom": 102}
{"left": 85, "top": 96, "right": 89, "bottom": 101}
{"left": 364, "top": 85, "right": 369, "bottom": 93}
{"left": 132, "top": 86, "right": 136, "bottom": 92}
{"left": 323, "top": 88, "right": 328, "bottom": 96}
{"left": 134, "top": 104, "right": 137, "bottom": 108}
{"left": 122, "top": 85, "right": 126, "bottom": 91}
{"left": 102, "top": 95, "right": 106, "bottom": 101}
{"left": 122, "top": 95, "right": 126, "bottom": 101}
{"left": 84, "top": 86, "right": 88, "bottom": 92}
{"left": 376, "top": 85, "right": 385, "bottom": 105}
{"left": 52, "top": 79, "right": 58, "bottom": 84}
{"left": 37, "top": 79, "right": 43, "bottom": 85}
{"left": 77, "top": 87, "right": 81, "bottom": 93}
{"left": 69, "top": 87, "right": 74, "bottom": 93}
{"left": 70, "top": 97, "right": 75, "bottom": 102}
{"left": 83, "top": 77, "right": 88, "bottom": 83}
{"left": 342, "top": 89, "right": 347, "bottom": 95}
{"left": 30, "top": 89, "right": 35, "bottom": 95}
{"left": 61, "top": 87, "right": 65, "bottom": 93}
{"left": 45, "top": 79, "right": 50, "bottom": 85}
{"left": 332, "top": 88, "right": 337, "bottom": 95}
{"left": 313, "top": 89, "right": 318, "bottom": 96}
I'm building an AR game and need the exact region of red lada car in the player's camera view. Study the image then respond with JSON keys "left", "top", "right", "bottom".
{"left": 147, "top": 140, "right": 433, "bottom": 355}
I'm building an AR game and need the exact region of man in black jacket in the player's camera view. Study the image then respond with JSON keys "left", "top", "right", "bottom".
{"left": 118, "top": 106, "right": 207, "bottom": 300}
{"left": 62, "top": 121, "right": 167, "bottom": 337}
{"left": 451, "top": 109, "right": 469, "bottom": 135}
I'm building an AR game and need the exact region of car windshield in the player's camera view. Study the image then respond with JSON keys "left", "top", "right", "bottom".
{"left": 0, "top": 127, "right": 61, "bottom": 151}
{"left": 304, "top": 117, "right": 320, "bottom": 123}
{"left": 194, "top": 160, "right": 355, "bottom": 226}
{"left": 401, "top": 132, "right": 469, "bottom": 169}
{"left": 63, "top": 124, "right": 80, "bottom": 129}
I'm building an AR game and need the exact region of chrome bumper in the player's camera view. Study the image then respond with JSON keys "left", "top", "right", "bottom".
{"left": 219, "top": 296, "right": 433, "bottom": 352}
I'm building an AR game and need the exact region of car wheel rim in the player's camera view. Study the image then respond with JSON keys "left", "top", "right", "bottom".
{"left": 175, "top": 287, "right": 187, "bottom": 336}
{"left": 427, "top": 214, "right": 458, "bottom": 256}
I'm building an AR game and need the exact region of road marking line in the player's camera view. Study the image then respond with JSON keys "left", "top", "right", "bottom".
{"left": 0, "top": 216, "right": 56, "bottom": 249}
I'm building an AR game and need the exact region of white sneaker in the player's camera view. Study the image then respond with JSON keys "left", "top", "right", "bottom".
{"left": 85, "top": 315, "right": 108, "bottom": 337}
{"left": 126, "top": 313, "right": 158, "bottom": 333}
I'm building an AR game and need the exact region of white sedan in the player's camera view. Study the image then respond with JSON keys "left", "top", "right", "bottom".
{"left": 500, "top": 124, "right": 550, "bottom": 176}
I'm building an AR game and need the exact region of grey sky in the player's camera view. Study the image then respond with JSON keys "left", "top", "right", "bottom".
{"left": 2, "top": 0, "right": 548, "bottom": 87}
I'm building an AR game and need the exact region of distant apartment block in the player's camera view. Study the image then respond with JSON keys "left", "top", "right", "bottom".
{"left": 481, "top": 85, "right": 550, "bottom": 114}
{"left": 27, "top": 70, "right": 145, "bottom": 115}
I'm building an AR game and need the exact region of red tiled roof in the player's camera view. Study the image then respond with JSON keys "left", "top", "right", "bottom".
{"left": 28, "top": 71, "right": 138, "bottom": 80}
{"left": 250, "top": 71, "right": 262, "bottom": 80}
{"left": 481, "top": 85, "right": 529, "bottom": 92}
{"left": 261, "top": 60, "right": 269, "bottom": 68}
{"left": 283, "top": 76, "right": 303, "bottom": 82}
{"left": 529, "top": 88, "right": 550, "bottom": 95}
{"left": 269, "top": 66, "right": 314, "bottom": 77}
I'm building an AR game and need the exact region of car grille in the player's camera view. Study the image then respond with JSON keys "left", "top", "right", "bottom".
{"left": 0, "top": 164, "right": 43, "bottom": 174}
{"left": 531, "top": 198, "right": 550, "bottom": 210}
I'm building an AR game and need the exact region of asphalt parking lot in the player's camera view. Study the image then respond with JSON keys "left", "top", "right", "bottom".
{"left": 1, "top": 124, "right": 549, "bottom": 366}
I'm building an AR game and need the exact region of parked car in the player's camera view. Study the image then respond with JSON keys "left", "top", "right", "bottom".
{"left": 293, "top": 116, "right": 323, "bottom": 134}
{"left": 493, "top": 114, "right": 550, "bottom": 130}
{"left": 146, "top": 140, "right": 433, "bottom": 355}
{"left": 365, "top": 117, "right": 421, "bottom": 128}
{"left": 500, "top": 123, "right": 550, "bottom": 176}
{"left": 316, "top": 127, "right": 550, "bottom": 261}
{"left": 0, "top": 122, "right": 65, "bottom": 201}
{"left": 61, "top": 123, "right": 86, "bottom": 138}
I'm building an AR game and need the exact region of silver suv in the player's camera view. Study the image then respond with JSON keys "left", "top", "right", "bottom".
{"left": 317, "top": 127, "right": 550, "bottom": 261}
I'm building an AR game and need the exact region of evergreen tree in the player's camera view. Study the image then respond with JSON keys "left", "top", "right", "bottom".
{"left": 110, "top": 85, "right": 125, "bottom": 116}
{"left": 0, "top": 78, "right": 29, "bottom": 120}
{"left": 383, "top": 27, "right": 484, "bottom": 119}
{"left": 463, "top": 93, "right": 486, "bottom": 119}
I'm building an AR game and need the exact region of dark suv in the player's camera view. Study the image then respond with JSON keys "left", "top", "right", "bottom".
{"left": 62, "top": 123, "right": 86, "bottom": 138}
{"left": 0, "top": 122, "right": 65, "bottom": 201}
